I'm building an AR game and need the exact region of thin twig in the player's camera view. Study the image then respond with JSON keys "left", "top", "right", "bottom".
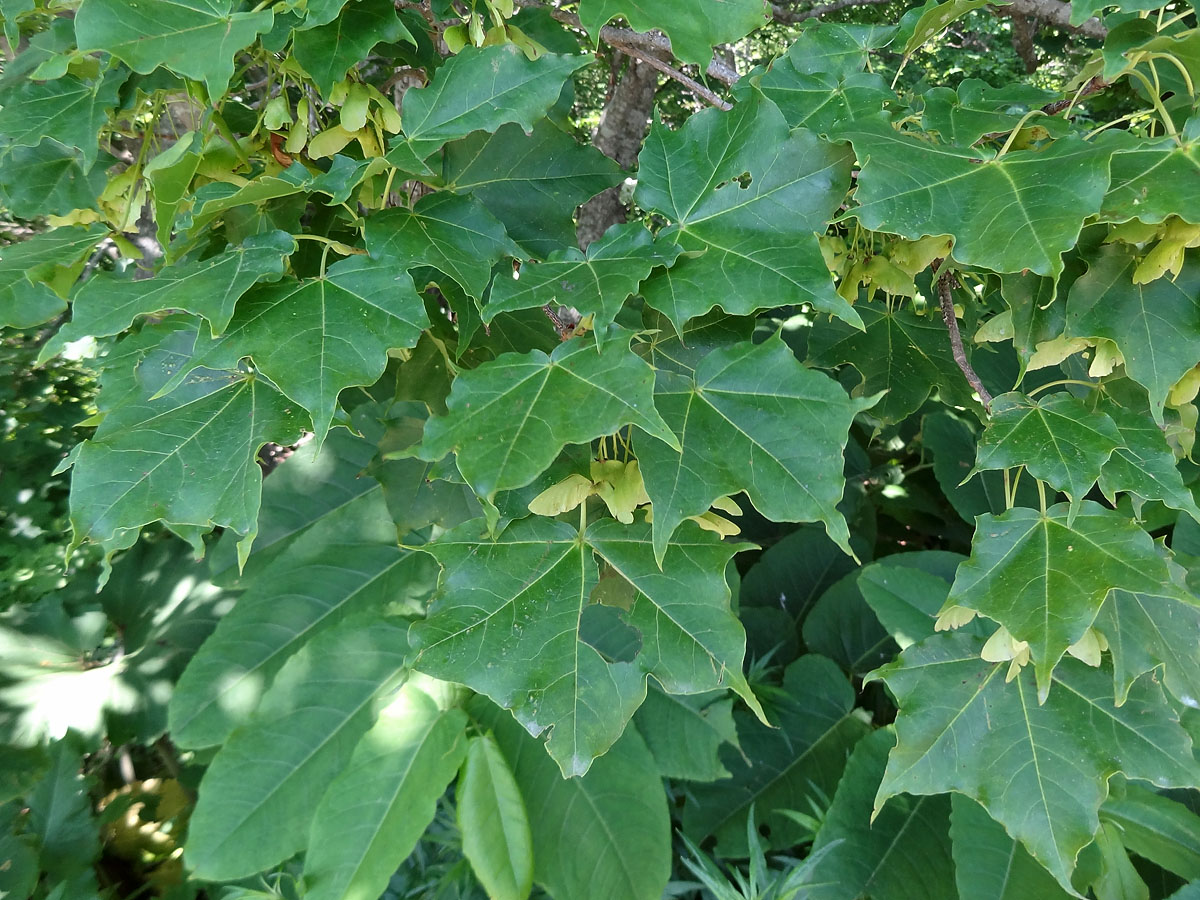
{"left": 608, "top": 39, "right": 732, "bottom": 110}
{"left": 935, "top": 267, "right": 993, "bottom": 409}
{"left": 1042, "top": 74, "right": 1107, "bottom": 116}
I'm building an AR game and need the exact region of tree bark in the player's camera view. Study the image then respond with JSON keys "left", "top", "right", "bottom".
{"left": 576, "top": 56, "right": 659, "bottom": 250}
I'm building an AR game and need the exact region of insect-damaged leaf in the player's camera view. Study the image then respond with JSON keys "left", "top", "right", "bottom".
{"left": 638, "top": 335, "right": 872, "bottom": 564}
{"left": 636, "top": 92, "right": 858, "bottom": 332}
{"left": 867, "top": 632, "right": 1200, "bottom": 894}
{"left": 409, "top": 517, "right": 754, "bottom": 775}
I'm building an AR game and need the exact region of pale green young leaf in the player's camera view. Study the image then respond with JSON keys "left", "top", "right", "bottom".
{"left": 866, "top": 632, "right": 1200, "bottom": 894}
{"left": 41, "top": 232, "right": 295, "bottom": 363}
{"left": 364, "top": 191, "right": 521, "bottom": 300}
{"left": 442, "top": 121, "right": 623, "bottom": 257}
{"left": 304, "top": 683, "right": 468, "bottom": 900}
{"left": 951, "top": 794, "right": 1073, "bottom": 900}
{"left": 683, "top": 655, "right": 870, "bottom": 855}
{"left": 1066, "top": 245, "right": 1200, "bottom": 422}
{"left": 163, "top": 256, "right": 429, "bottom": 441}
{"left": 75, "top": 0, "right": 273, "bottom": 98}
{"left": 577, "top": 0, "right": 766, "bottom": 68}
{"left": 390, "top": 44, "right": 593, "bottom": 164}
{"left": 417, "top": 334, "right": 677, "bottom": 505}
{"left": 636, "top": 93, "right": 858, "bottom": 331}
{"left": 805, "top": 728, "right": 955, "bottom": 900}
{"left": 184, "top": 618, "right": 409, "bottom": 880}
{"left": 638, "top": 335, "right": 871, "bottom": 564}
{"left": 0, "top": 70, "right": 124, "bottom": 171}
{"left": 974, "top": 392, "right": 1123, "bottom": 501}
{"left": 170, "top": 490, "right": 434, "bottom": 749}
{"left": 808, "top": 302, "right": 974, "bottom": 424}
{"left": 477, "top": 700, "right": 671, "bottom": 900}
{"left": 845, "top": 123, "right": 1113, "bottom": 278}
{"left": 945, "top": 502, "right": 1170, "bottom": 699}
{"left": 485, "top": 223, "right": 682, "bottom": 345}
{"left": 457, "top": 733, "right": 534, "bottom": 900}
{"left": 410, "top": 516, "right": 752, "bottom": 775}
{"left": 292, "top": 0, "right": 413, "bottom": 97}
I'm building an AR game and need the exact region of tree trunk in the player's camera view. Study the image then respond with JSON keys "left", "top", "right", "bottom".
{"left": 576, "top": 56, "right": 658, "bottom": 250}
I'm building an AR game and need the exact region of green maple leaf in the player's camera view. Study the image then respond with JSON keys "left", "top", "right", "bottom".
{"left": 485, "top": 223, "right": 682, "bottom": 347}
{"left": 417, "top": 334, "right": 678, "bottom": 505}
{"left": 388, "top": 44, "right": 593, "bottom": 169}
{"left": 1096, "top": 561, "right": 1200, "bottom": 708}
{"left": 75, "top": 0, "right": 274, "bottom": 98}
{"left": 921, "top": 81, "right": 1065, "bottom": 147}
{"left": 409, "top": 516, "right": 754, "bottom": 776}
{"left": 291, "top": 0, "right": 413, "bottom": 97}
{"left": 1097, "top": 399, "right": 1200, "bottom": 522}
{"left": 160, "top": 256, "right": 430, "bottom": 441}
{"left": 0, "top": 224, "right": 108, "bottom": 329}
{"left": 185, "top": 617, "right": 410, "bottom": 880}
{"left": 40, "top": 231, "right": 296, "bottom": 364}
{"left": 974, "top": 392, "right": 1123, "bottom": 501}
{"left": 0, "top": 70, "right": 125, "bottom": 171}
{"left": 637, "top": 335, "right": 872, "bottom": 564}
{"left": 635, "top": 93, "right": 858, "bottom": 332}
{"left": 577, "top": 0, "right": 766, "bottom": 68}
{"left": 1100, "top": 133, "right": 1200, "bottom": 224}
{"left": 364, "top": 192, "right": 520, "bottom": 300}
{"left": 442, "top": 121, "right": 623, "bottom": 258}
{"left": 757, "top": 69, "right": 894, "bottom": 136}
{"left": 66, "top": 322, "right": 309, "bottom": 564}
{"left": 943, "top": 501, "right": 1170, "bottom": 699}
{"left": 845, "top": 123, "right": 1113, "bottom": 278}
{"left": 682, "top": 654, "right": 871, "bottom": 856}
{"left": 998, "top": 269, "right": 1067, "bottom": 370}
{"left": 807, "top": 302, "right": 973, "bottom": 424}
{"left": 866, "top": 631, "right": 1200, "bottom": 893}
{"left": 0, "top": 139, "right": 111, "bottom": 220}
{"left": 1066, "top": 244, "right": 1200, "bottom": 422}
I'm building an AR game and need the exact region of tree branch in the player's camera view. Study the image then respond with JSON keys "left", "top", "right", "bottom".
{"left": 936, "top": 268, "right": 993, "bottom": 409}
{"left": 605, "top": 38, "right": 732, "bottom": 109}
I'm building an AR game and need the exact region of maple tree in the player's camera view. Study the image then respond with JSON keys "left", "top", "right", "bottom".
{"left": 1, "top": 0, "right": 1199, "bottom": 898}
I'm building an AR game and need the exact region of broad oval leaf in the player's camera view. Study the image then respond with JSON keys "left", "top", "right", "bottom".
{"left": 457, "top": 733, "right": 534, "bottom": 900}
{"left": 477, "top": 699, "right": 671, "bottom": 900}
{"left": 184, "top": 617, "right": 409, "bottom": 881}
{"left": 303, "top": 682, "right": 468, "bottom": 900}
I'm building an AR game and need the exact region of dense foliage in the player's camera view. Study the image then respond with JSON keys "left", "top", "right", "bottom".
{"left": 1, "top": 0, "right": 1199, "bottom": 898}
